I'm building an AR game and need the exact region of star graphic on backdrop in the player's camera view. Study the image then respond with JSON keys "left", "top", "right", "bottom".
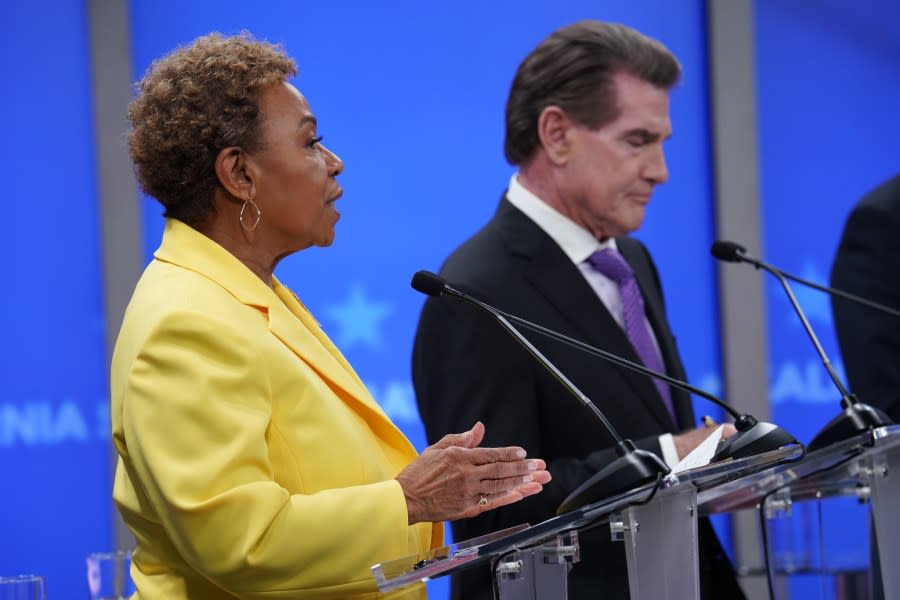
{"left": 365, "top": 380, "right": 420, "bottom": 423}
{"left": 770, "top": 260, "right": 833, "bottom": 328}
{"left": 324, "top": 284, "right": 393, "bottom": 350}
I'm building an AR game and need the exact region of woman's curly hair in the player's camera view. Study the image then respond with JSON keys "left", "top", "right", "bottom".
{"left": 127, "top": 32, "right": 297, "bottom": 227}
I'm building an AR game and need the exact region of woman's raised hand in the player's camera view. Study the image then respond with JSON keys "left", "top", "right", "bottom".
{"left": 396, "top": 421, "right": 551, "bottom": 524}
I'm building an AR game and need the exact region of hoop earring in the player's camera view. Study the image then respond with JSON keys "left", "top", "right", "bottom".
{"left": 239, "top": 197, "right": 261, "bottom": 231}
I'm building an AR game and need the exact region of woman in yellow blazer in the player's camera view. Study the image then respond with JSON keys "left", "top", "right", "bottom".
{"left": 112, "top": 32, "right": 550, "bottom": 599}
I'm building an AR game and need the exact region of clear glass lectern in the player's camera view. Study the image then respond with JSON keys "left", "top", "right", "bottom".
{"left": 372, "top": 444, "right": 802, "bottom": 599}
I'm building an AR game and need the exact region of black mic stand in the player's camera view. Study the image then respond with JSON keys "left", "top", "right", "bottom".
{"left": 711, "top": 241, "right": 893, "bottom": 451}
{"left": 412, "top": 271, "right": 798, "bottom": 511}
{"left": 411, "top": 271, "right": 669, "bottom": 513}
{"left": 412, "top": 271, "right": 796, "bottom": 464}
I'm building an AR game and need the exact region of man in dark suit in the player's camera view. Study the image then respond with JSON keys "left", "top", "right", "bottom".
{"left": 412, "top": 20, "right": 745, "bottom": 600}
{"left": 830, "top": 174, "right": 900, "bottom": 600}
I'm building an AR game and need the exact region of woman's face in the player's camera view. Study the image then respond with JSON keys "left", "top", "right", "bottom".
{"left": 249, "top": 82, "right": 344, "bottom": 251}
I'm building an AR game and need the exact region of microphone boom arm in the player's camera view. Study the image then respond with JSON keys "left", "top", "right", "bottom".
{"left": 460, "top": 292, "right": 624, "bottom": 444}
{"left": 474, "top": 296, "right": 743, "bottom": 421}
{"left": 753, "top": 262, "right": 854, "bottom": 402}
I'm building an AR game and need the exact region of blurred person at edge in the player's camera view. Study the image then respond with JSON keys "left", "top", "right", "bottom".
{"left": 413, "top": 21, "right": 745, "bottom": 600}
{"left": 830, "top": 173, "right": 900, "bottom": 600}
{"left": 831, "top": 174, "right": 900, "bottom": 423}
{"left": 111, "top": 32, "right": 550, "bottom": 600}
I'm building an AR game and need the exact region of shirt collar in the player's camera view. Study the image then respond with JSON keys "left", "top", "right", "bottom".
{"left": 506, "top": 173, "right": 616, "bottom": 264}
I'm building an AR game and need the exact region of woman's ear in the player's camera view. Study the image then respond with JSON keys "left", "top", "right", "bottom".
{"left": 215, "top": 146, "right": 254, "bottom": 200}
{"left": 536, "top": 106, "right": 573, "bottom": 166}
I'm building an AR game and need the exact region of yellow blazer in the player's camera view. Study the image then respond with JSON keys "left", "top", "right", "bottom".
{"left": 111, "top": 219, "right": 442, "bottom": 599}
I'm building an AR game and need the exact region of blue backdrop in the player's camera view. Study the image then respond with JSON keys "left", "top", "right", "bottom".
{"left": 756, "top": 0, "right": 900, "bottom": 596}
{"left": 1, "top": 0, "right": 111, "bottom": 597}
{"left": 3, "top": 0, "right": 896, "bottom": 596}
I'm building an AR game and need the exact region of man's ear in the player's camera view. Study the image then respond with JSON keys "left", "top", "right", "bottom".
{"left": 536, "top": 106, "right": 573, "bottom": 166}
{"left": 214, "top": 146, "right": 254, "bottom": 200}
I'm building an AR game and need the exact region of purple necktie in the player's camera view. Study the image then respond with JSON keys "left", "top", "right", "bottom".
{"left": 587, "top": 248, "right": 676, "bottom": 423}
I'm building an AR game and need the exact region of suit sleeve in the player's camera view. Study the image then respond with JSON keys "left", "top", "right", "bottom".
{"left": 830, "top": 202, "right": 900, "bottom": 420}
{"left": 120, "top": 309, "right": 416, "bottom": 598}
{"left": 412, "top": 295, "right": 661, "bottom": 539}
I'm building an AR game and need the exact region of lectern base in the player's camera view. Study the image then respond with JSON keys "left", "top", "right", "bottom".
{"left": 492, "top": 532, "right": 580, "bottom": 600}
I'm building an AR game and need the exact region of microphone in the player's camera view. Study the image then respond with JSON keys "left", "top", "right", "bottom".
{"left": 412, "top": 270, "right": 669, "bottom": 513}
{"left": 411, "top": 271, "right": 797, "bottom": 511}
{"left": 711, "top": 241, "right": 893, "bottom": 450}
{"left": 712, "top": 241, "right": 900, "bottom": 319}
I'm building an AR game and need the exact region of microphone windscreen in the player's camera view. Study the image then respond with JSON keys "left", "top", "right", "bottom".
{"left": 710, "top": 240, "right": 746, "bottom": 262}
{"left": 411, "top": 271, "right": 447, "bottom": 297}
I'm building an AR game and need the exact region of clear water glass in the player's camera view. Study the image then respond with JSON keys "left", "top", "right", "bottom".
{"left": 86, "top": 551, "right": 134, "bottom": 600}
{"left": 0, "top": 575, "right": 47, "bottom": 600}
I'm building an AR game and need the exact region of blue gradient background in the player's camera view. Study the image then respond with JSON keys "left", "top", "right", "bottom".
{"left": 756, "top": 1, "right": 900, "bottom": 596}
{"left": 1, "top": 0, "right": 896, "bottom": 597}
{"left": 2, "top": 1, "right": 111, "bottom": 598}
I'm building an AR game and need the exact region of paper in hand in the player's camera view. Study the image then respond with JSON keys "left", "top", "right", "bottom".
{"left": 673, "top": 425, "right": 723, "bottom": 473}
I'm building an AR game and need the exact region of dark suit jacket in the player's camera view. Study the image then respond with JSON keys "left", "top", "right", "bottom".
{"left": 831, "top": 174, "right": 900, "bottom": 421}
{"left": 413, "top": 197, "right": 744, "bottom": 599}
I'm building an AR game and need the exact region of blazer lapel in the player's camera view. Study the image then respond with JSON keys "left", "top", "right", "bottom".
{"left": 269, "top": 288, "right": 416, "bottom": 456}
{"left": 496, "top": 200, "right": 676, "bottom": 431}
{"left": 266, "top": 287, "right": 418, "bottom": 455}
{"left": 267, "top": 285, "right": 370, "bottom": 405}
{"left": 154, "top": 220, "right": 415, "bottom": 454}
